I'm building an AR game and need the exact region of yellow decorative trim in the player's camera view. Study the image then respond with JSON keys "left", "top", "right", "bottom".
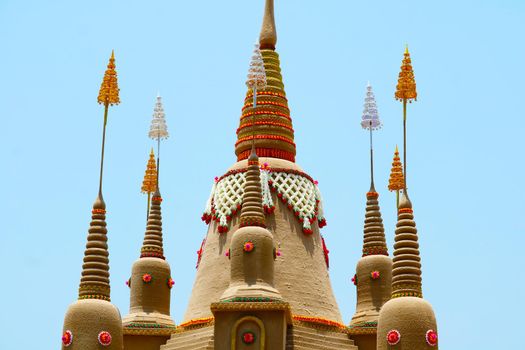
{"left": 232, "top": 316, "right": 265, "bottom": 350}
{"left": 178, "top": 316, "right": 214, "bottom": 329}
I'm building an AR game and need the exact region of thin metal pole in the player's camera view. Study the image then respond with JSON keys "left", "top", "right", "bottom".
{"left": 403, "top": 99, "right": 407, "bottom": 191}
{"left": 156, "top": 137, "right": 160, "bottom": 191}
{"left": 369, "top": 121, "right": 374, "bottom": 188}
{"left": 98, "top": 103, "right": 109, "bottom": 196}
{"left": 146, "top": 192, "right": 151, "bottom": 219}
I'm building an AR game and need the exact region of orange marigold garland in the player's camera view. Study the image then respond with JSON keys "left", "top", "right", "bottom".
{"left": 179, "top": 317, "right": 214, "bottom": 328}
{"left": 293, "top": 315, "right": 346, "bottom": 329}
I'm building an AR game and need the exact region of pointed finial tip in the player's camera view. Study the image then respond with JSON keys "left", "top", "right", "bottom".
{"left": 249, "top": 143, "right": 259, "bottom": 162}
{"left": 150, "top": 147, "right": 154, "bottom": 155}
{"left": 405, "top": 44, "right": 409, "bottom": 53}
{"left": 399, "top": 191, "right": 412, "bottom": 209}
{"left": 395, "top": 145, "right": 399, "bottom": 152}
{"left": 94, "top": 193, "right": 106, "bottom": 210}
{"left": 111, "top": 50, "right": 115, "bottom": 58}
{"left": 259, "top": 0, "right": 277, "bottom": 50}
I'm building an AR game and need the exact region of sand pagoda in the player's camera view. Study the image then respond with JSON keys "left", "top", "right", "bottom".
{"left": 60, "top": 1, "right": 439, "bottom": 349}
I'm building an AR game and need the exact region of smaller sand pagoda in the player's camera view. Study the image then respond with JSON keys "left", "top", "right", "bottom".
{"left": 61, "top": 51, "right": 123, "bottom": 350}
{"left": 376, "top": 47, "right": 439, "bottom": 350}
{"left": 349, "top": 83, "right": 392, "bottom": 350}
{"left": 122, "top": 95, "right": 175, "bottom": 350}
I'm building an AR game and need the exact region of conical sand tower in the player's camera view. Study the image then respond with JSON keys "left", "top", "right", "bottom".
{"left": 163, "top": 1, "right": 357, "bottom": 349}
{"left": 376, "top": 47, "right": 439, "bottom": 349}
{"left": 61, "top": 52, "right": 123, "bottom": 350}
{"left": 185, "top": 0, "right": 341, "bottom": 323}
{"left": 348, "top": 84, "right": 392, "bottom": 350}
{"left": 122, "top": 189, "right": 176, "bottom": 350}
{"left": 123, "top": 96, "right": 175, "bottom": 350}
{"left": 349, "top": 186, "right": 392, "bottom": 350}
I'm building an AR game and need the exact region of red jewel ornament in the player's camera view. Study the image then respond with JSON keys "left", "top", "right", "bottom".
{"left": 142, "top": 274, "right": 152, "bottom": 283}
{"left": 242, "top": 331, "right": 256, "bottom": 344}
{"left": 98, "top": 331, "right": 112, "bottom": 346}
{"left": 62, "top": 330, "right": 73, "bottom": 347}
{"left": 387, "top": 329, "right": 401, "bottom": 345}
{"left": 371, "top": 271, "right": 380, "bottom": 279}
{"left": 243, "top": 241, "right": 255, "bottom": 253}
{"left": 167, "top": 278, "right": 175, "bottom": 289}
{"left": 426, "top": 330, "right": 438, "bottom": 346}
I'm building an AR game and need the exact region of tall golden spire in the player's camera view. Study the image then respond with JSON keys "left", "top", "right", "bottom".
{"left": 235, "top": 1, "right": 296, "bottom": 162}
{"left": 259, "top": 0, "right": 277, "bottom": 50}
{"left": 96, "top": 51, "right": 120, "bottom": 196}
{"left": 77, "top": 51, "right": 121, "bottom": 300}
{"left": 395, "top": 46, "right": 417, "bottom": 190}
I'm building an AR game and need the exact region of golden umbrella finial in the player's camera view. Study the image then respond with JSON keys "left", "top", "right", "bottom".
{"left": 96, "top": 50, "right": 120, "bottom": 196}
{"left": 141, "top": 148, "right": 158, "bottom": 218}
{"left": 388, "top": 145, "right": 405, "bottom": 208}
{"left": 97, "top": 50, "right": 120, "bottom": 109}
{"left": 395, "top": 46, "right": 417, "bottom": 102}
{"left": 395, "top": 46, "right": 417, "bottom": 191}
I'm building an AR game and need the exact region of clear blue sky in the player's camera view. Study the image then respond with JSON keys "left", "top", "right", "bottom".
{"left": 1, "top": 1, "right": 523, "bottom": 349}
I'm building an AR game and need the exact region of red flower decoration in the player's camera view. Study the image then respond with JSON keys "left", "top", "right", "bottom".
{"left": 426, "top": 330, "right": 438, "bottom": 346}
{"left": 351, "top": 274, "right": 358, "bottom": 286}
{"left": 243, "top": 241, "right": 255, "bottom": 253}
{"left": 98, "top": 331, "right": 112, "bottom": 346}
{"left": 142, "top": 274, "right": 152, "bottom": 283}
{"left": 167, "top": 278, "right": 175, "bottom": 289}
{"left": 387, "top": 329, "right": 400, "bottom": 345}
{"left": 62, "top": 330, "right": 73, "bottom": 347}
{"left": 371, "top": 271, "right": 380, "bottom": 279}
{"left": 242, "top": 331, "right": 256, "bottom": 344}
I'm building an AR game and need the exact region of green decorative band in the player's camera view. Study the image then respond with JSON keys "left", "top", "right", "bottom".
{"left": 347, "top": 321, "right": 378, "bottom": 335}
{"left": 124, "top": 323, "right": 176, "bottom": 329}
